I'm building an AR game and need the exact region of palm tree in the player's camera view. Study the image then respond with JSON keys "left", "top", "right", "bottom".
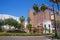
{"left": 33, "top": 3, "right": 39, "bottom": 27}
{"left": 33, "top": 3, "right": 39, "bottom": 13}
{"left": 26, "top": 24, "right": 32, "bottom": 32}
{"left": 46, "top": 6, "right": 52, "bottom": 34}
{"left": 40, "top": 4, "right": 47, "bottom": 20}
{"left": 40, "top": 4, "right": 47, "bottom": 34}
{"left": 20, "top": 16, "right": 25, "bottom": 25}
{"left": 19, "top": 16, "right": 25, "bottom": 29}
{"left": 27, "top": 17, "right": 31, "bottom": 24}
{"left": 27, "top": 17, "right": 32, "bottom": 32}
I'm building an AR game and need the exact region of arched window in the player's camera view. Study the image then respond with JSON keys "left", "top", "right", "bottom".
{"left": 44, "top": 24, "right": 46, "bottom": 27}
{"left": 44, "top": 24, "right": 46, "bottom": 30}
{"left": 48, "top": 24, "right": 50, "bottom": 33}
{"left": 44, "top": 24, "right": 46, "bottom": 33}
{"left": 49, "top": 24, "right": 50, "bottom": 27}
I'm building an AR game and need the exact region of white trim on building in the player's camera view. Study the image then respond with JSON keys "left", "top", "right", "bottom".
{"left": 43, "top": 20, "right": 53, "bottom": 33}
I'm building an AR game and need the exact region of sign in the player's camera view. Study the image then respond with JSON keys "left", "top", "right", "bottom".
{"left": 51, "top": 14, "right": 54, "bottom": 20}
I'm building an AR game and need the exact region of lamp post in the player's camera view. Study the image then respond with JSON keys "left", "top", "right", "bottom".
{"left": 51, "top": 4, "right": 57, "bottom": 39}
{"left": 50, "top": 0, "right": 60, "bottom": 38}
{"left": 53, "top": 6, "right": 57, "bottom": 38}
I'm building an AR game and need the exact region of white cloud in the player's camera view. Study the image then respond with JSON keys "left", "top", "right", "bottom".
{"left": 0, "top": 14, "right": 27, "bottom": 27}
{"left": 0, "top": 14, "right": 20, "bottom": 23}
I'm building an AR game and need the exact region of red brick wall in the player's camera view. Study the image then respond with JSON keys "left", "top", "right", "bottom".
{"left": 28, "top": 10, "right": 35, "bottom": 26}
{"left": 44, "top": 10, "right": 51, "bottom": 20}
{"left": 28, "top": 9, "right": 60, "bottom": 27}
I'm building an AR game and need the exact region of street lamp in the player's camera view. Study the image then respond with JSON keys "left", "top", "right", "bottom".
{"left": 53, "top": 7, "right": 57, "bottom": 38}
{"left": 51, "top": 4, "right": 57, "bottom": 38}
{"left": 50, "top": 0, "right": 60, "bottom": 38}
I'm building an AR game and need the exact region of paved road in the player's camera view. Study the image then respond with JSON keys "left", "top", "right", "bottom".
{"left": 0, "top": 36, "right": 52, "bottom": 40}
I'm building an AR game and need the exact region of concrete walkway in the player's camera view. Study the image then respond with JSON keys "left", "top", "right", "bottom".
{"left": 0, "top": 36, "right": 52, "bottom": 40}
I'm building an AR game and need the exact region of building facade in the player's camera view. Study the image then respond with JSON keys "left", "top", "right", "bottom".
{"left": 28, "top": 9, "right": 60, "bottom": 33}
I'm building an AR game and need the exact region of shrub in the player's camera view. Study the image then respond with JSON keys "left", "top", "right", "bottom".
{"left": 51, "top": 33, "right": 60, "bottom": 39}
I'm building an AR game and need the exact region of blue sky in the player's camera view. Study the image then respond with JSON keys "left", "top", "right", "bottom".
{"left": 0, "top": 0, "right": 59, "bottom": 21}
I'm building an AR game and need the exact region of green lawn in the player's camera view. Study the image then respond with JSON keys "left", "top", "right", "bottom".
{"left": 0, "top": 32, "right": 42, "bottom": 36}
{"left": 0, "top": 32, "right": 60, "bottom": 39}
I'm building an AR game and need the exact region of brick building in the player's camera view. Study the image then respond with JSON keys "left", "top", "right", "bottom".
{"left": 28, "top": 9, "right": 60, "bottom": 33}
{"left": 28, "top": 10, "right": 51, "bottom": 26}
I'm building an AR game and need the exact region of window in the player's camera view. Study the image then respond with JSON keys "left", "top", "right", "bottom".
{"left": 49, "top": 24, "right": 50, "bottom": 33}
{"left": 44, "top": 24, "right": 46, "bottom": 30}
{"left": 44, "top": 24, "right": 46, "bottom": 27}
{"left": 49, "top": 24, "right": 50, "bottom": 27}
{"left": 44, "top": 24, "right": 46, "bottom": 33}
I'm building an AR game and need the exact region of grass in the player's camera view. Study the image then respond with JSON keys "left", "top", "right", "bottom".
{"left": 0, "top": 32, "right": 51, "bottom": 36}
{"left": 1, "top": 32, "right": 60, "bottom": 37}
{"left": 0, "top": 32, "right": 42, "bottom": 36}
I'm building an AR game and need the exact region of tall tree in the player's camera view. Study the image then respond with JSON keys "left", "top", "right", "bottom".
{"left": 40, "top": 4, "right": 47, "bottom": 12}
{"left": 33, "top": 3, "right": 39, "bottom": 26}
{"left": 26, "top": 24, "right": 32, "bottom": 32}
{"left": 19, "top": 16, "right": 25, "bottom": 29}
{"left": 33, "top": 3, "right": 39, "bottom": 12}
{"left": 27, "top": 17, "right": 31, "bottom": 24}
{"left": 20, "top": 16, "right": 25, "bottom": 24}
{"left": 27, "top": 17, "right": 32, "bottom": 32}
{"left": 40, "top": 4, "right": 47, "bottom": 34}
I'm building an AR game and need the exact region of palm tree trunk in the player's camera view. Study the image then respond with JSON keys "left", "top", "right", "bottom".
{"left": 35, "top": 12, "right": 38, "bottom": 26}
{"left": 49, "top": 10, "right": 51, "bottom": 34}
{"left": 37, "top": 13, "right": 38, "bottom": 26}
{"left": 44, "top": 11, "right": 46, "bottom": 34}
